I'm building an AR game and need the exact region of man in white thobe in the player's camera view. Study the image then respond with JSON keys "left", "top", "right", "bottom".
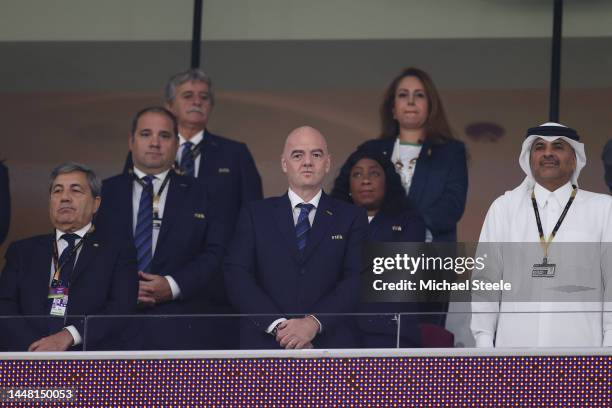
{"left": 471, "top": 122, "right": 612, "bottom": 347}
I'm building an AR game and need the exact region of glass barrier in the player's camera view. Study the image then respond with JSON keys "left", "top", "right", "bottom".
{"left": 0, "top": 315, "right": 86, "bottom": 352}
{"left": 77, "top": 310, "right": 612, "bottom": 351}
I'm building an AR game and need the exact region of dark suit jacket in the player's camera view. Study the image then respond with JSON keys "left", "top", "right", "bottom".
{"left": 224, "top": 192, "right": 369, "bottom": 349}
{"left": 95, "top": 170, "right": 226, "bottom": 349}
{"left": 359, "top": 210, "right": 426, "bottom": 348}
{"left": 124, "top": 130, "right": 263, "bottom": 239}
{"left": 0, "top": 230, "right": 137, "bottom": 351}
{"left": 0, "top": 162, "right": 10, "bottom": 246}
{"left": 359, "top": 138, "right": 468, "bottom": 242}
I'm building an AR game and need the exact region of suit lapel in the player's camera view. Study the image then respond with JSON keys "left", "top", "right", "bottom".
{"left": 273, "top": 194, "right": 301, "bottom": 262}
{"left": 407, "top": 141, "right": 432, "bottom": 206}
{"left": 70, "top": 232, "right": 99, "bottom": 286}
{"left": 195, "top": 130, "right": 217, "bottom": 180}
{"left": 32, "top": 235, "right": 54, "bottom": 313}
{"left": 119, "top": 174, "right": 135, "bottom": 237}
{"left": 302, "top": 193, "right": 335, "bottom": 262}
{"left": 156, "top": 172, "right": 188, "bottom": 251}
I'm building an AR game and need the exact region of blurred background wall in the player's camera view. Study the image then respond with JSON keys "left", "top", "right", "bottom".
{"left": 1, "top": 0, "right": 611, "bottom": 258}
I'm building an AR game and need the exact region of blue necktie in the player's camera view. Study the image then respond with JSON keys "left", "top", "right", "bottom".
{"left": 57, "top": 233, "right": 79, "bottom": 285}
{"left": 180, "top": 141, "right": 195, "bottom": 177}
{"left": 48, "top": 233, "right": 79, "bottom": 332}
{"left": 134, "top": 175, "right": 154, "bottom": 273}
{"left": 295, "top": 203, "right": 315, "bottom": 253}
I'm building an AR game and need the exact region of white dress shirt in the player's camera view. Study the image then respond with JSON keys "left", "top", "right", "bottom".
{"left": 132, "top": 167, "right": 181, "bottom": 299}
{"left": 266, "top": 188, "right": 324, "bottom": 335}
{"left": 177, "top": 131, "right": 204, "bottom": 176}
{"left": 471, "top": 181, "right": 612, "bottom": 347}
{"left": 49, "top": 222, "right": 92, "bottom": 346}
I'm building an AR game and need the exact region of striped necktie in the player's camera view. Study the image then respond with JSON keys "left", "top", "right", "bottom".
{"left": 180, "top": 141, "right": 195, "bottom": 177}
{"left": 134, "top": 175, "right": 154, "bottom": 272}
{"left": 295, "top": 203, "right": 315, "bottom": 253}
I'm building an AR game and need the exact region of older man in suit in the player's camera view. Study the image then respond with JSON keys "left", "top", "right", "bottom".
{"left": 225, "top": 126, "right": 368, "bottom": 349}
{"left": 0, "top": 163, "right": 137, "bottom": 351}
{"left": 97, "top": 106, "right": 225, "bottom": 349}
{"left": 124, "top": 69, "right": 262, "bottom": 234}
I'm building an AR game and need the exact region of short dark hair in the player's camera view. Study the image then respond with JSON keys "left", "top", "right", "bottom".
{"left": 331, "top": 147, "right": 412, "bottom": 215}
{"left": 130, "top": 106, "right": 178, "bottom": 137}
{"left": 379, "top": 67, "right": 454, "bottom": 144}
{"left": 49, "top": 162, "right": 101, "bottom": 198}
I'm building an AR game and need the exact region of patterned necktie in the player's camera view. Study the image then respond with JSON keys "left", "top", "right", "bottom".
{"left": 48, "top": 233, "right": 79, "bottom": 331}
{"left": 134, "top": 175, "right": 154, "bottom": 273}
{"left": 180, "top": 141, "right": 195, "bottom": 177}
{"left": 295, "top": 203, "right": 315, "bottom": 253}
{"left": 57, "top": 233, "right": 79, "bottom": 284}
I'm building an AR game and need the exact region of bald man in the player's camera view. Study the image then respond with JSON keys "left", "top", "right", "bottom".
{"left": 225, "top": 126, "right": 368, "bottom": 349}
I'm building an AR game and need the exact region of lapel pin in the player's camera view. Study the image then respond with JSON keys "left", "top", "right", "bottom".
{"left": 326, "top": 210, "right": 333, "bottom": 216}
{"left": 428, "top": 148, "right": 432, "bottom": 156}
{"left": 93, "top": 243, "right": 99, "bottom": 247}
{"left": 194, "top": 213, "right": 205, "bottom": 219}
{"left": 218, "top": 168, "right": 230, "bottom": 173}
{"left": 392, "top": 225, "right": 402, "bottom": 232}
{"left": 332, "top": 234, "right": 343, "bottom": 240}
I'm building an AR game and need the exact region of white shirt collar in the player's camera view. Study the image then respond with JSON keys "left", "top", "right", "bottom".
{"left": 179, "top": 130, "right": 204, "bottom": 147}
{"left": 132, "top": 167, "right": 171, "bottom": 181}
{"left": 55, "top": 222, "right": 92, "bottom": 241}
{"left": 533, "top": 181, "right": 573, "bottom": 210}
{"left": 288, "top": 188, "right": 322, "bottom": 209}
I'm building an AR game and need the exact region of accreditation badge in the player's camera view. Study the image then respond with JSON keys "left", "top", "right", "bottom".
{"left": 50, "top": 294, "right": 69, "bottom": 317}
{"left": 532, "top": 258, "right": 556, "bottom": 278}
{"left": 48, "top": 285, "right": 68, "bottom": 299}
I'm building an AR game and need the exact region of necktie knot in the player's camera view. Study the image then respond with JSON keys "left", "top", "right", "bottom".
{"left": 61, "top": 233, "right": 79, "bottom": 248}
{"left": 142, "top": 175, "right": 155, "bottom": 185}
{"left": 183, "top": 141, "right": 193, "bottom": 150}
{"left": 297, "top": 203, "right": 315, "bottom": 214}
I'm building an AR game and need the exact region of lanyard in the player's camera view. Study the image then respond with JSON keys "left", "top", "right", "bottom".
{"left": 51, "top": 226, "right": 93, "bottom": 283}
{"left": 132, "top": 169, "right": 172, "bottom": 215}
{"left": 175, "top": 140, "right": 205, "bottom": 175}
{"left": 530, "top": 185, "right": 577, "bottom": 258}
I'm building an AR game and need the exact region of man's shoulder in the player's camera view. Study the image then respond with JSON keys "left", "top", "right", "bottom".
{"left": 102, "top": 173, "right": 129, "bottom": 188}
{"left": 10, "top": 234, "right": 50, "bottom": 249}
{"left": 207, "top": 131, "right": 249, "bottom": 151}
{"left": 577, "top": 188, "right": 612, "bottom": 203}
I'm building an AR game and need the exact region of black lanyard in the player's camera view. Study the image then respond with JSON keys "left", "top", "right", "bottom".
{"left": 530, "top": 185, "right": 577, "bottom": 258}
{"left": 51, "top": 227, "right": 93, "bottom": 283}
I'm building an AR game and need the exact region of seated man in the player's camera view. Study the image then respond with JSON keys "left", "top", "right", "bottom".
{"left": 225, "top": 126, "right": 368, "bottom": 349}
{"left": 471, "top": 122, "right": 612, "bottom": 347}
{"left": 0, "top": 163, "right": 137, "bottom": 351}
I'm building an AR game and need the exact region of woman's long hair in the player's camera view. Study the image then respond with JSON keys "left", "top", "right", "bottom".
{"left": 331, "top": 148, "right": 412, "bottom": 216}
{"left": 379, "top": 67, "right": 454, "bottom": 144}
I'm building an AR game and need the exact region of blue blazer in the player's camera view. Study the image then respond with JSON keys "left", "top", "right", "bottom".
{"left": 359, "top": 138, "right": 468, "bottom": 242}
{"left": 224, "top": 192, "right": 369, "bottom": 349}
{"left": 124, "top": 130, "right": 263, "bottom": 237}
{"left": 359, "top": 211, "right": 426, "bottom": 348}
{"left": 0, "top": 230, "right": 137, "bottom": 351}
{"left": 95, "top": 171, "right": 227, "bottom": 349}
{"left": 0, "top": 162, "right": 10, "bottom": 246}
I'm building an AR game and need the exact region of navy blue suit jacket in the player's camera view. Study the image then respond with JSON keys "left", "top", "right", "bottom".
{"left": 359, "top": 138, "right": 468, "bottom": 242}
{"left": 359, "top": 210, "right": 426, "bottom": 348}
{"left": 224, "top": 192, "right": 368, "bottom": 349}
{"left": 0, "top": 230, "right": 137, "bottom": 351}
{"left": 95, "top": 170, "right": 226, "bottom": 349}
{"left": 0, "top": 162, "right": 10, "bottom": 246}
{"left": 124, "top": 130, "right": 263, "bottom": 237}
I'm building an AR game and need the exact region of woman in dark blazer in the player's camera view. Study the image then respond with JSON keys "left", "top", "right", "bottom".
{"left": 332, "top": 148, "right": 425, "bottom": 348}
{"left": 359, "top": 67, "right": 468, "bottom": 242}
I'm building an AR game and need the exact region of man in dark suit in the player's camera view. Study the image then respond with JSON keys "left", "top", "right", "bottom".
{"left": 0, "top": 161, "right": 10, "bottom": 246}
{"left": 97, "top": 106, "right": 225, "bottom": 350}
{"left": 124, "top": 69, "right": 262, "bottom": 233}
{"left": 225, "top": 126, "right": 368, "bottom": 349}
{"left": 0, "top": 162, "right": 137, "bottom": 351}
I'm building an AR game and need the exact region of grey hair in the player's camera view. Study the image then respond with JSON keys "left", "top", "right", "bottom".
{"left": 164, "top": 68, "right": 215, "bottom": 106}
{"left": 49, "top": 162, "right": 101, "bottom": 198}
